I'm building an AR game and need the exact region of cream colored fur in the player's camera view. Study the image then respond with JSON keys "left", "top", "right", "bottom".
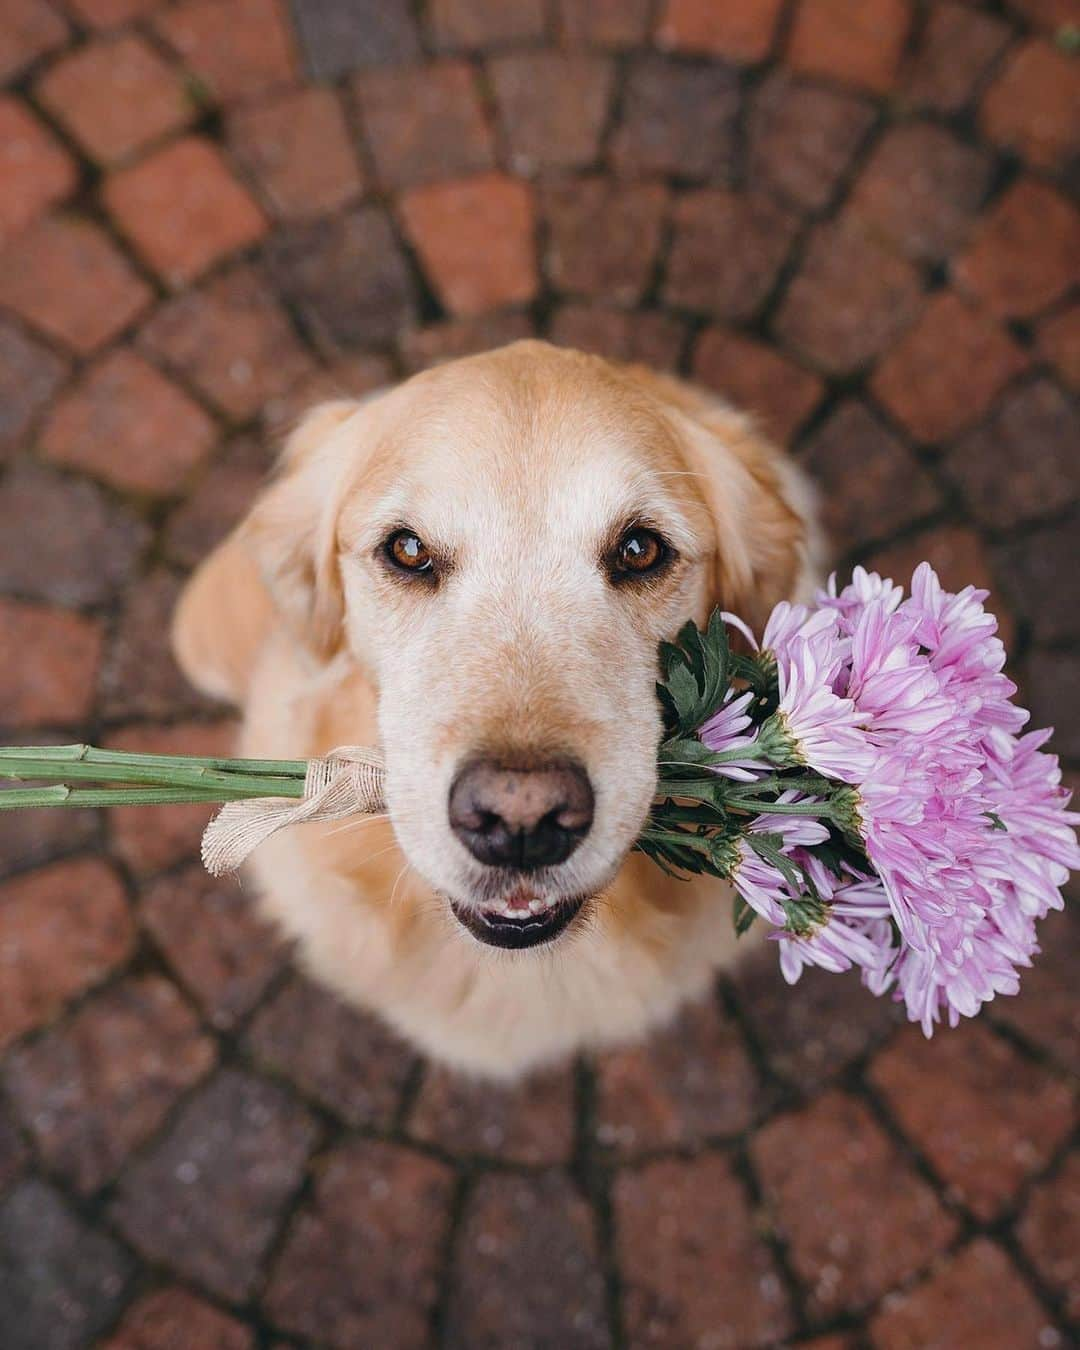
{"left": 172, "top": 341, "right": 823, "bottom": 1078}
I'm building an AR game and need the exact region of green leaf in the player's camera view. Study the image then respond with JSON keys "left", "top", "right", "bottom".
{"left": 733, "top": 895, "right": 756, "bottom": 937}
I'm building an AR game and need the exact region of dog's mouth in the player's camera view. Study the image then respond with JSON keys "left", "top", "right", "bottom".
{"left": 449, "top": 886, "right": 588, "bottom": 949}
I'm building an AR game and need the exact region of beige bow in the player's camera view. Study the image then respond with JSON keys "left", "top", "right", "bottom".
{"left": 201, "top": 746, "right": 387, "bottom": 877}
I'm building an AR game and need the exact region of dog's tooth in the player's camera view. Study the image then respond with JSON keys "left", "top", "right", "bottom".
{"left": 528, "top": 898, "right": 546, "bottom": 914}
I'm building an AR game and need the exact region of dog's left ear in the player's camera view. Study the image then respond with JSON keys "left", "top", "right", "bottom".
{"left": 668, "top": 403, "right": 822, "bottom": 632}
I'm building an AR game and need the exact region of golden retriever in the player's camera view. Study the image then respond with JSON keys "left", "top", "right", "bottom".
{"left": 172, "top": 340, "right": 822, "bottom": 1078}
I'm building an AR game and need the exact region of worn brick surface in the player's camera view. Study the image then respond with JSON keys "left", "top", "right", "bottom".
{"left": 42, "top": 350, "right": 217, "bottom": 496}
{"left": 0, "top": 318, "right": 68, "bottom": 457}
{"left": 139, "top": 264, "right": 315, "bottom": 420}
{"left": 665, "top": 189, "right": 800, "bottom": 321}
{"left": 869, "top": 1022, "right": 1075, "bottom": 1220}
{"left": 445, "top": 1172, "right": 609, "bottom": 1349}
{"left": 111, "top": 1068, "right": 318, "bottom": 1300}
{"left": 4, "top": 974, "right": 215, "bottom": 1193}
{"left": 0, "top": 215, "right": 151, "bottom": 355}
{"left": 980, "top": 38, "right": 1080, "bottom": 172}
{"left": 0, "top": 858, "right": 134, "bottom": 1052}
{"left": 904, "top": 3, "right": 1011, "bottom": 113}
{"left": 228, "top": 86, "right": 362, "bottom": 221}
{"left": 36, "top": 34, "right": 193, "bottom": 166}
{"left": 775, "top": 217, "right": 923, "bottom": 374}
{"left": 2, "top": 10, "right": 1078, "bottom": 1348}
{"left": 594, "top": 997, "right": 762, "bottom": 1154}
{"left": 0, "top": 459, "right": 149, "bottom": 606}
{"left": 1017, "top": 1150, "right": 1080, "bottom": 1321}
{"left": 400, "top": 173, "right": 537, "bottom": 316}
{"left": 848, "top": 122, "right": 993, "bottom": 263}
{"left": 945, "top": 378, "right": 1079, "bottom": 531}
{"left": 155, "top": 0, "right": 298, "bottom": 105}
{"left": 956, "top": 178, "right": 1080, "bottom": 320}
{"left": 787, "top": 0, "right": 912, "bottom": 94}
{"left": 247, "top": 973, "right": 415, "bottom": 1127}
{"left": 492, "top": 53, "right": 613, "bottom": 173}
{"left": 611, "top": 57, "right": 740, "bottom": 181}
{"left": 0, "top": 1179, "right": 133, "bottom": 1350}
{"left": 0, "top": 97, "right": 77, "bottom": 241}
{"left": 616, "top": 1153, "right": 793, "bottom": 1348}
{"left": 0, "top": 598, "right": 103, "bottom": 727}
{"left": 693, "top": 326, "right": 824, "bottom": 443}
{"left": 800, "top": 401, "right": 940, "bottom": 552}
{"left": 747, "top": 71, "right": 875, "bottom": 214}
{"left": 868, "top": 1239, "right": 1056, "bottom": 1350}
{"left": 264, "top": 1138, "right": 453, "bottom": 1349}
{"left": 102, "top": 1287, "right": 255, "bottom": 1350}
{"left": 141, "top": 865, "right": 289, "bottom": 1029}
{"left": 752, "top": 1092, "right": 958, "bottom": 1317}
{"left": 871, "top": 291, "right": 1028, "bottom": 443}
{"left": 265, "top": 206, "right": 416, "bottom": 349}
{"left": 355, "top": 60, "right": 492, "bottom": 190}
{"left": 656, "top": 0, "right": 785, "bottom": 63}
{"left": 410, "top": 1061, "right": 575, "bottom": 1163}
{"left": 104, "top": 138, "right": 267, "bottom": 287}
{"left": 543, "top": 177, "right": 667, "bottom": 305}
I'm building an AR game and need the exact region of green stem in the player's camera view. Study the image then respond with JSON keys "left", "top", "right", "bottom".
{"left": 0, "top": 785, "right": 257, "bottom": 809}
{"left": 0, "top": 744, "right": 309, "bottom": 776}
{"left": 724, "top": 796, "right": 835, "bottom": 817}
{"left": 0, "top": 757, "right": 305, "bottom": 799}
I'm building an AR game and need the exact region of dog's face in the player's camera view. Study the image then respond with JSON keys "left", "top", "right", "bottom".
{"left": 247, "top": 343, "right": 807, "bottom": 951}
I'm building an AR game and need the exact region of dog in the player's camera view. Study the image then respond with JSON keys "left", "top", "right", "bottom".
{"left": 173, "top": 340, "right": 822, "bottom": 1078}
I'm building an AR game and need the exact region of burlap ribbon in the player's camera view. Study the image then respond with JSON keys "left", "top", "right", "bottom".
{"left": 201, "top": 746, "right": 387, "bottom": 877}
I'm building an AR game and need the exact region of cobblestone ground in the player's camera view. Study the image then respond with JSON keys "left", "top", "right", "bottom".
{"left": 1, "top": 1, "right": 1078, "bottom": 1347}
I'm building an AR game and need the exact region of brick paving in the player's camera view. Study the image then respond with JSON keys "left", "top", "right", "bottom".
{"left": 0, "top": 1, "right": 1077, "bottom": 1346}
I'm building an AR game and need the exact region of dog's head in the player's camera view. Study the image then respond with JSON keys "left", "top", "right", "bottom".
{"left": 244, "top": 342, "right": 815, "bottom": 950}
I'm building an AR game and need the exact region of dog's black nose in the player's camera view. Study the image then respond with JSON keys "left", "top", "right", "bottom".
{"left": 448, "top": 757, "right": 594, "bottom": 870}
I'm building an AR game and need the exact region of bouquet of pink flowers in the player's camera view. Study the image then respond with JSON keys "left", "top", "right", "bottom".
{"left": 3, "top": 563, "right": 1075, "bottom": 1036}
{"left": 641, "top": 563, "right": 1078, "bottom": 1036}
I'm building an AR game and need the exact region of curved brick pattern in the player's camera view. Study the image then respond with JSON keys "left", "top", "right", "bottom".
{"left": 4, "top": 974, "right": 215, "bottom": 1194}
{"left": 141, "top": 865, "right": 289, "bottom": 1029}
{"left": 752, "top": 1092, "right": 958, "bottom": 1317}
{"left": 594, "top": 995, "right": 762, "bottom": 1154}
{"left": 102, "top": 1287, "right": 255, "bottom": 1350}
{"left": 665, "top": 189, "right": 800, "bottom": 322}
{"left": 0, "top": 8, "right": 1077, "bottom": 1347}
{"left": 868, "top": 1239, "right": 1057, "bottom": 1350}
{"left": 693, "top": 327, "right": 824, "bottom": 444}
{"left": 1018, "top": 1150, "right": 1080, "bottom": 1321}
{"left": 491, "top": 53, "right": 614, "bottom": 174}
{"left": 0, "top": 1179, "right": 133, "bottom": 1350}
{"left": 111, "top": 1068, "right": 318, "bottom": 1300}
{"left": 445, "top": 1172, "right": 609, "bottom": 1349}
{"left": 138, "top": 264, "right": 315, "bottom": 420}
{"left": 868, "top": 1022, "right": 1075, "bottom": 1221}
{"left": 0, "top": 460, "right": 149, "bottom": 606}
{"left": 409, "top": 1061, "right": 575, "bottom": 1163}
{"left": 616, "top": 1152, "right": 794, "bottom": 1348}
{"left": 36, "top": 34, "right": 194, "bottom": 167}
{"left": 264, "top": 1138, "right": 453, "bottom": 1349}
{"left": 747, "top": 72, "right": 875, "bottom": 215}
{"left": 0, "top": 598, "right": 103, "bottom": 727}
{"left": 0, "top": 858, "right": 133, "bottom": 1053}
{"left": 0, "top": 216, "right": 151, "bottom": 356}
{"left": 542, "top": 177, "right": 668, "bottom": 307}
{"left": 246, "top": 972, "right": 416, "bottom": 1127}
{"left": 400, "top": 173, "right": 537, "bottom": 316}
{"left": 354, "top": 61, "right": 493, "bottom": 190}
{"left": 0, "top": 97, "right": 77, "bottom": 241}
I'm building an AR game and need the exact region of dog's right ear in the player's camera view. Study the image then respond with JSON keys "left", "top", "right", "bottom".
{"left": 241, "top": 400, "right": 361, "bottom": 662}
{"left": 172, "top": 400, "right": 362, "bottom": 704}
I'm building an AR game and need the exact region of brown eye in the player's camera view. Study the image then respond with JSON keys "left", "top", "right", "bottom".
{"left": 613, "top": 527, "right": 669, "bottom": 579}
{"left": 386, "top": 530, "right": 433, "bottom": 575}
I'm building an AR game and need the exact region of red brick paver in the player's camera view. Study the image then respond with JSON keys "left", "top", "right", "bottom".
{"left": 0, "top": 5, "right": 1077, "bottom": 1347}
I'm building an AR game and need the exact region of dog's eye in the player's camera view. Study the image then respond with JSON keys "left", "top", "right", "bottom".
{"left": 612, "top": 527, "right": 669, "bottom": 580}
{"left": 385, "top": 530, "right": 433, "bottom": 575}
